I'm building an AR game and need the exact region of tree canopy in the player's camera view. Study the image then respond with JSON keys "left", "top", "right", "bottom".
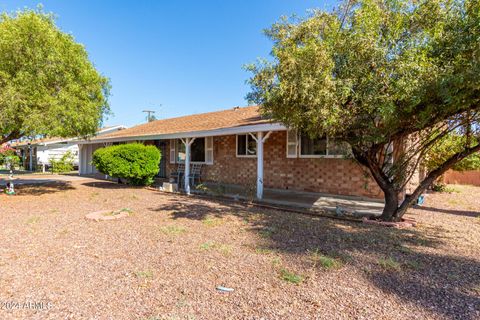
{"left": 246, "top": 0, "right": 480, "bottom": 221}
{"left": 0, "top": 8, "right": 110, "bottom": 144}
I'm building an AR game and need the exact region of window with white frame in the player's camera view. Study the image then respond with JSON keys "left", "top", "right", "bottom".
{"left": 172, "top": 137, "right": 214, "bottom": 164}
{"left": 286, "top": 130, "right": 350, "bottom": 158}
{"left": 236, "top": 134, "right": 257, "bottom": 157}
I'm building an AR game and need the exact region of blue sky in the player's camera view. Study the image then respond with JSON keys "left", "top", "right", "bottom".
{"left": 1, "top": 1, "right": 337, "bottom": 127}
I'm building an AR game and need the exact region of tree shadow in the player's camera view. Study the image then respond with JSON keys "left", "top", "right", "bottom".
{"left": 81, "top": 181, "right": 144, "bottom": 190}
{"left": 414, "top": 205, "right": 479, "bottom": 218}
{"left": 149, "top": 195, "right": 480, "bottom": 319}
{"left": 148, "top": 195, "right": 245, "bottom": 221}
{"left": 3, "top": 182, "right": 76, "bottom": 196}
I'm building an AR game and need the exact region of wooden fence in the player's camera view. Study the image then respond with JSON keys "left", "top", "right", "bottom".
{"left": 443, "top": 170, "right": 480, "bottom": 186}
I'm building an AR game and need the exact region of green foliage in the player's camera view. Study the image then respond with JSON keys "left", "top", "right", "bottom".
{"left": 0, "top": 145, "right": 18, "bottom": 167}
{"left": 425, "top": 134, "right": 480, "bottom": 172}
{"left": 0, "top": 8, "right": 110, "bottom": 144}
{"left": 279, "top": 268, "right": 303, "bottom": 284}
{"left": 246, "top": 0, "right": 480, "bottom": 220}
{"left": 92, "top": 143, "right": 161, "bottom": 185}
{"left": 50, "top": 150, "right": 74, "bottom": 173}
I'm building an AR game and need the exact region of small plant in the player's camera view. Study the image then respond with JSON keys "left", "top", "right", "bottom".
{"left": 259, "top": 226, "right": 277, "bottom": 238}
{"left": 271, "top": 257, "right": 282, "bottom": 267}
{"left": 378, "top": 257, "right": 402, "bottom": 271}
{"left": 134, "top": 270, "right": 153, "bottom": 279}
{"left": 279, "top": 268, "right": 303, "bottom": 284}
{"left": 26, "top": 216, "right": 41, "bottom": 225}
{"left": 50, "top": 151, "right": 75, "bottom": 173}
{"left": 255, "top": 247, "right": 274, "bottom": 255}
{"left": 160, "top": 225, "right": 186, "bottom": 235}
{"left": 432, "top": 183, "right": 460, "bottom": 193}
{"left": 202, "top": 216, "right": 223, "bottom": 227}
{"left": 200, "top": 241, "right": 214, "bottom": 250}
{"left": 308, "top": 249, "right": 343, "bottom": 270}
{"left": 405, "top": 260, "right": 422, "bottom": 270}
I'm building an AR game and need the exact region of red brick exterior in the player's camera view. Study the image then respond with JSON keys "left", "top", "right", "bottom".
{"left": 164, "top": 131, "right": 383, "bottom": 199}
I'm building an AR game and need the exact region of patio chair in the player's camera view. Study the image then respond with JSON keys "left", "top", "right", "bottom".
{"left": 188, "top": 163, "right": 203, "bottom": 189}
{"left": 170, "top": 163, "right": 185, "bottom": 187}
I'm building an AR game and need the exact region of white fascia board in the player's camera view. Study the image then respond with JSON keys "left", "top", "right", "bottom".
{"left": 77, "top": 123, "right": 287, "bottom": 145}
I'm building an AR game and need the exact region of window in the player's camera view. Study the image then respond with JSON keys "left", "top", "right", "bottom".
{"left": 300, "top": 135, "right": 327, "bottom": 156}
{"left": 287, "top": 130, "right": 351, "bottom": 158}
{"left": 174, "top": 137, "right": 213, "bottom": 164}
{"left": 236, "top": 134, "right": 257, "bottom": 157}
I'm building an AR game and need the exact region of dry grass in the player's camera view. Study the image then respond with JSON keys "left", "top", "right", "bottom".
{"left": 0, "top": 180, "right": 478, "bottom": 319}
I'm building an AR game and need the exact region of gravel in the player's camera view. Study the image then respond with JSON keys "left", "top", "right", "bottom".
{"left": 0, "top": 180, "right": 478, "bottom": 319}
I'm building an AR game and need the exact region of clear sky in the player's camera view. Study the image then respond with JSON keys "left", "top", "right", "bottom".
{"left": 0, "top": 1, "right": 337, "bottom": 127}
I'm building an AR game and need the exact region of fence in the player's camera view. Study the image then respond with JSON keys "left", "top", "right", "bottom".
{"left": 443, "top": 170, "right": 480, "bottom": 186}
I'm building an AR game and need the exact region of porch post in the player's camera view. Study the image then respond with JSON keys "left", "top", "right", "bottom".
{"left": 256, "top": 132, "right": 264, "bottom": 199}
{"left": 28, "top": 144, "right": 33, "bottom": 171}
{"left": 182, "top": 137, "right": 196, "bottom": 195}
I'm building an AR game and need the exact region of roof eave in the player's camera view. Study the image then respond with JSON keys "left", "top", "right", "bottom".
{"left": 77, "top": 122, "right": 287, "bottom": 144}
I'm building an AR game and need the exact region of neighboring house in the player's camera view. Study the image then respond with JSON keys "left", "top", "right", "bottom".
{"left": 78, "top": 106, "right": 389, "bottom": 200}
{"left": 13, "top": 125, "right": 126, "bottom": 171}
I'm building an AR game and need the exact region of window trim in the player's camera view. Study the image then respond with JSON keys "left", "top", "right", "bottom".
{"left": 175, "top": 137, "right": 210, "bottom": 164}
{"left": 236, "top": 134, "right": 257, "bottom": 158}
{"left": 289, "top": 131, "right": 349, "bottom": 159}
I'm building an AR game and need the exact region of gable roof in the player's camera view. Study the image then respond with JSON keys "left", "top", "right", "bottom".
{"left": 90, "top": 105, "right": 279, "bottom": 141}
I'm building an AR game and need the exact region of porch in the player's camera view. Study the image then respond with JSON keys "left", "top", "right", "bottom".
{"left": 186, "top": 182, "right": 384, "bottom": 217}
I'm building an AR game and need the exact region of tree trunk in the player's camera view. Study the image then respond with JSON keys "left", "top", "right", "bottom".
{"left": 379, "top": 188, "right": 400, "bottom": 221}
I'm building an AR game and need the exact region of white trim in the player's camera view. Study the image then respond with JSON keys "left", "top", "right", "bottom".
{"left": 205, "top": 136, "right": 214, "bottom": 165}
{"left": 236, "top": 134, "right": 258, "bottom": 158}
{"left": 169, "top": 139, "right": 176, "bottom": 164}
{"left": 176, "top": 137, "right": 210, "bottom": 164}
{"left": 286, "top": 129, "right": 298, "bottom": 158}
{"left": 77, "top": 123, "right": 287, "bottom": 145}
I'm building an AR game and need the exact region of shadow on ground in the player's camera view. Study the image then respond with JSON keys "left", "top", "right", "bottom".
{"left": 150, "top": 196, "right": 480, "bottom": 320}
{"left": 4, "top": 182, "right": 76, "bottom": 196}
{"left": 81, "top": 181, "right": 145, "bottom": 190}
{"left": 414, "top": 205, "right": 479, "bottom": 218}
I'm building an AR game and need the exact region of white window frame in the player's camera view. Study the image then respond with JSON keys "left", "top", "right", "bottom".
{"left": 175, "top": 137, "right": 213, "bottom": 165}
{"left": 286, "top": 129, "right": 298, "bottom": 158}
{"left": 289, "top": 132, "right": 348, "bottom": 159}
{"left": 236, "top": 134, "right": 257, "bottom": 158}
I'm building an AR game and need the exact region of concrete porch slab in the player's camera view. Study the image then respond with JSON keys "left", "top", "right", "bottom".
{"left": 193, "top": 183, "right": 384, "bottom": 217}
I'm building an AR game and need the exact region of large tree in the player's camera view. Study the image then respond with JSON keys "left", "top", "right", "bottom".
{"left": 0, "top": 8, "right": 110, "bottom": 145}
{"left": 246, "top": 0, "right": 480, "bottom": 221}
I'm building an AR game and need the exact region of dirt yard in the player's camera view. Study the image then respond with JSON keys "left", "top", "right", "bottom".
{"left": 0, "top": 180, "right": 478, "bottom": 320}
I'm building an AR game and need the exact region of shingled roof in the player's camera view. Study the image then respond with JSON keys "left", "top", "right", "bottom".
{"left": 92, "top": 105, "right": 274, "bottom": 140}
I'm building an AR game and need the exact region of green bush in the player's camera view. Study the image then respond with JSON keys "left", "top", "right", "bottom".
{"left": 92, "top": 143, "right": 161, "bottom": 185}
{"left": 50, "top": 151, "right": 75, "bottom": 173}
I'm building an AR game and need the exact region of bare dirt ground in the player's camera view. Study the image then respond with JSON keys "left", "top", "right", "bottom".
{"left": 0, "top": 180, "right": 478, "bottom": 320}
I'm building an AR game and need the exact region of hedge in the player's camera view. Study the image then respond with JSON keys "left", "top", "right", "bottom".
{"left": 92, "top": 143, "right": 161, "bottom": 185}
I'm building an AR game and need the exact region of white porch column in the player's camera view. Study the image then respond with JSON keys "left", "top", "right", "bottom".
{"left": 28, "top": 144, "right": 33, "bottom": 171}
{"left": 182, "top": 137, "right": 196, "bottom": 195}
{"left": 250, "top": 131, "right": 272, "bottom": 200}
{"left": 257, "top": 132, "right": 264, "bottom": 199}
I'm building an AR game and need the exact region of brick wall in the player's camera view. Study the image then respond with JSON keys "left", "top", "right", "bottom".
{"left": 164, "top": 131, "right": 383, "bottom": 199}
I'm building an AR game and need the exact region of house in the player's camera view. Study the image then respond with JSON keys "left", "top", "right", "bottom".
{"left": 13, "top": 125, "right": 126, "bottom": 171}
{"left": 78, "top": 106, "right": 385, "bottom": 200}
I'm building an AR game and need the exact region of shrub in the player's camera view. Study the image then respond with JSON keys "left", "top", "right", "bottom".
{"left": 0, "top": 146, "right": 20, "bottom": 169}
{"left": 50, "top": 151, "right": 75, "bottom": 173}
{"left": 92, "top": 143, "right": 160, "bottom": 185}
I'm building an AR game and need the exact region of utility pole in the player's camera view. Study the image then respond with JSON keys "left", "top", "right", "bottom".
{"left": 142, "top": 110, "right": 156, "bottom": 122}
